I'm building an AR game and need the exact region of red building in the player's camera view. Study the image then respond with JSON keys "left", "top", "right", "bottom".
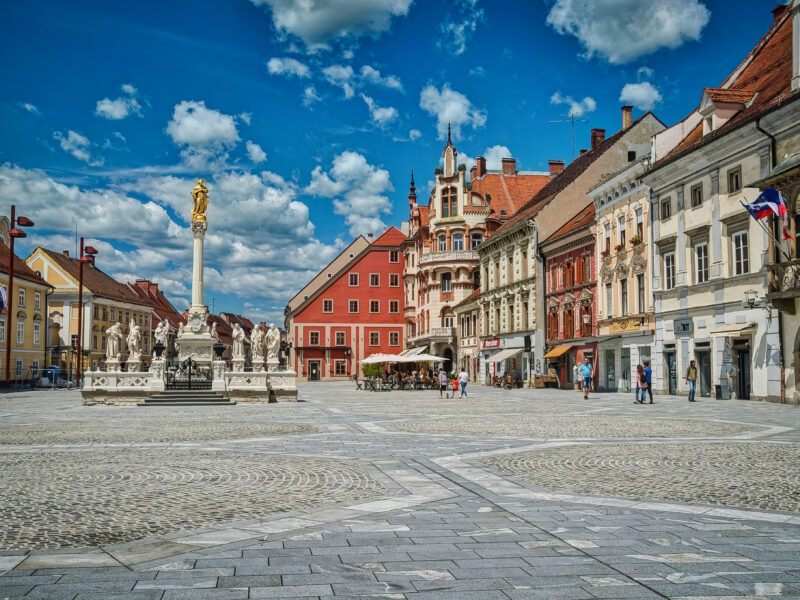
{"left": 541, "top": 203, "right": 597, "bottom": 388}
{"left": 286, "top": 227, "right": 406, "bottom": 381}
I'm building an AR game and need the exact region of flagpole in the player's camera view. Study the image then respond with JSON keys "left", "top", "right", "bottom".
{"left": 740, "top": 198, "right": 792, "bottom": 262}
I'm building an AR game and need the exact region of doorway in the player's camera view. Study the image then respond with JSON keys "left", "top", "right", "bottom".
{"left": 665, "top": 352, "right": 677, "bottom": 395}
{"left": 620, "top": 348, "right": 631, "bottom": 393}
{"left": 308, "top": 360, "right": 321, "bottom": 381}
{"left": 605, "top": 349, "right": 616, "bottom": 391}
{"left": 443, "top": 348, "right": 453, "bottom": 373}
{"left": 696, "top": 351, "right": 711, "bottom": 397}
{"left": 736, "top": 346, "right": 751, "bottom": 399}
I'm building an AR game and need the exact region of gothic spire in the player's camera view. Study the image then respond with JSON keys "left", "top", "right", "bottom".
{"left": 408, "top": 169, "right": 417, "bottom": 202}
{"left": 447, "top": 122, "right": 452, "bottom": 145}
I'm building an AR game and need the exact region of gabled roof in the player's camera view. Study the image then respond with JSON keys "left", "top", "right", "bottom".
{"left": 492, "top": 112, "right": 656, "bottom": 239}
{"left": 657, "top": 7, "right": 793, "bottom": 166}
{"left": 127, "top": 280, "right": 185, "bottom": 328}
{"left": 704, "top": 87, "right": 758, "bottom": 104}
{"left": 471, "top": 172, "right": 551, "bottom": 218}
{"left": 220, "top": 312, "right": 255, "bottom": 332}
{"left": 37, "top": 248, "right": 150, "bottom": 306}
{"left": 207, "top": 313, "right": 234, "bottom": 344}
{"left": 542, "top": 203, "right": 596, "bottom": 246}
{"left": 455, "top": 287, "right": 481, "bottom": 309}
{"left": 0, "top": 242, "right": 49, "bottom": 287}
{"left": 371, "top": 226, "right": 406, "bottom": 246}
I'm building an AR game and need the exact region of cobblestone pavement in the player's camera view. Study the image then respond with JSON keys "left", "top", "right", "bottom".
{"left": 0, "top": 383, "right": 799, "bottom": 600}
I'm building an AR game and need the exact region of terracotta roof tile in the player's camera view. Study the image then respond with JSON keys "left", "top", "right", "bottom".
{"left": 0, "top": 242, "right": 49, "bottom": 287}
{"left": 127, "top": 280, "right": 185, "bottom": 328}
{"left": 704, "top": 87, "right": 758, "bottom": 103}
{"left": 471, "top": 172, "right": 551, "bottom": 217}
{"left": 371, "top": 226, "right": 406, "bottom": 246}
{"left": 543, "top": 203, "right": 595, "bottom": 245}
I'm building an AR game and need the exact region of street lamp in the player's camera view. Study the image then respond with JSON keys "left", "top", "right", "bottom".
{"left": 75, "top": 238, "right": 98, "bottom": 389}
{"left": 5, "top": 205, "right": 34, "bottom": 385}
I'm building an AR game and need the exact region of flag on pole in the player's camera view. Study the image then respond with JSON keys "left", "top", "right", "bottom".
{"left": 740, "top": 187, "right": 793, "bottom": 240}
{"left": 0, "top": 286, "right": 7, "bottom": 312}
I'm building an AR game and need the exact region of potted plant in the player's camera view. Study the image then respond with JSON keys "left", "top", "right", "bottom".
{"left": 614, "top": 243, "right": 624, "bottom": 251}
{"left": 600, "top": 249, "right": 610, "bottom": 256}
{"left": 630, "top": 235, "right": 642, "bottom": 245}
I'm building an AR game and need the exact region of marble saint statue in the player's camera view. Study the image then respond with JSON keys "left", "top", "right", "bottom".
{"left": 177, "top": 322, "right": 185, "bottom": 337}
{"left": 232, "top": 323, "right": 245, "bottom": 359}
{"left": 127, "top": 318, "right": 141, "bottom": 358}
{"left": 153, "top": 319, "right": 169, "bottom": 351}
{"left": 250, "top": 325, "right": 265, "bottom": 361}
{"left": 266, "top": 323, "right": 280, "bottom": 361}
{"left": 105, "top": 322, "right": 123, "bottom": 360}
{"left": 210, "top": 321, "right": 218, "bottom": 341}
{"left": 191, "top": 179, "right": 209, "bottom": 222}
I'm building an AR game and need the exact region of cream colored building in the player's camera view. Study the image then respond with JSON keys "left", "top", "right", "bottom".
{"left": 453, "top": 288, "right": 481, "bottom": 381}
{"left": 591, "top": 159, "right": 654, "bottom": 391}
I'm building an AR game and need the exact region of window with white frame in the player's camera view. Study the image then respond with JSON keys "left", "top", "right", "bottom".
{"left": 452, "top": 233, "right": 464, "bottom": 250}
{"left": 15, "top": 359, "right": 23, "bottom": 378}
{"left": 664, "top": 252, "right": 676, "bottom": 289}
{"left": 389, "top": 332, "right": 399, "bottom": 346}
{"left": 691, "top": 183, "right": 703, "bottom": 207}
{"left": 370, "top": 300, "right": 380, "bottom": 313}
{"left": 349, "top": 273, "right": 359, "bottom": 286}
{"left": 438, "top": 235, "right": 446, "bottom": 251}
{"left": 16, "top": 321, "right": 24, "bottom": 345}
{"left": 637, "top": 273, "right": 646, "bottom": 313}
{"left": 334, "top": 360, "right": 347, "bottom": 375}
{"left": 34, "top": 292, "right": 41, "bottom": 311}
{"left": 728, "top": 167, "right": 742, "bottom": 193}
{"left": 695, "top": 242, "right": 709, "bottom": 283}
{"left": 443, "top": 315, "right": 454, "bottom": 328}
{"left": 323, "top": 299, "right": 333, "bottom": 313}
{"left": 335, "top": 331, "right": 346, "bottom": 346}
{"left": 389, "top": 273, "right": 399, "bottom": 286}
{"left": 349, "top": 300, "right": 359, "bottom": 313}
{"left": 618, "top": 216, "right": 626, "bottom": 246}
{"left": 604, "top": 223, "right": 610, "bottom": 252}
{"left": 620, "top": 279, "right": 628, "bottom": 316}
{"left": 389, "top": 300, "right": 399, "bottom": 313}
{"left": 18, "top": 288, "right": 25, "bottom": 308}
{"left": 470, "top": 232, "right": 483, "bottom": 249}
{"left": 31, "top": 359, "right": 39, "bottom": 378}
{"left": 661, "top": 199, "right": 671, "bottom": 219}
{"left": 369, "top": 273, "right": 379, "bottom": 287}
{"left": 369, "top": 332, "right": 379, "bottom": 346}
{"left": 441, "top": 272, "right": 452, "bottom": 292}
{"left": 33, "top": 322, "right": 40, "bottom": 346}
{"left": 606, "top": 283, "right": 613, "bottom": 318}
{"left": 93, "top": 334, "right": 98, "bottom": 350}
{"left": 389, "top": 250, "right": 399, "bottom": 263}
{"left": 636, "top": 208, "right": 643, "bottom": 238}
{"left": 110, "top": 308, "right": 115, "bottom": 321}
{"left": 309, "top": 331, "right": 320, "bottom": 345}
{"left": 733, "top": 231, "right": 749, "bottom": 275}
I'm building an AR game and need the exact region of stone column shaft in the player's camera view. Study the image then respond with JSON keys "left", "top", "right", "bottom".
{"left": 191, "top": 221, "right": 207, "bottom": 309}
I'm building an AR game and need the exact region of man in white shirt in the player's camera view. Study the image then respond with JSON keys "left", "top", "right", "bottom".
{"left": 458, "top": 370, "right": 469, "bottom": 398}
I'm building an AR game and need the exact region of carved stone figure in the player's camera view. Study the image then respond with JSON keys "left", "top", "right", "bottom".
{"left": 191, "top": 179, "right": 209, "bottom": 222}
{"left": 177, "top": 322, "right": 185, "bottom": 337}
{"left": 105, "top": 322, "right": 123, "bottom": 360}
{"left": 232, "top": 323, "right": 245, "bottom": 359}
{"left": 153, "top": 319, "right": 169, "bottom": 350}
{"left": 127, "top": 319, "right": 141, "bottom": 359}
{"left": 210, "top": 321, "right": 218, "bottom": 341}
{"left": 250, "top": 325, "right": 265, "bottom": 361}
{"left": 266, "top": 323, "right": 280, "bottom": 361}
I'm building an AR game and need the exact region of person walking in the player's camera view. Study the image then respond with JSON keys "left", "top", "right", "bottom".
{"left": 643, "top": 361, "right": 653, "bottom": 403}
{"left": 458, "top": 369, "right": 469, "bottom": 398}
{"left": 578, "top": 357, "right": 593, "bottom": 400}
{"left": 634, "top": 364, "right": 647, "bottom": 404}
{"left": 685, "top": 359, "right": 698, "bottom": 402}
{"left": 438, "top": 369, "right": 448, "bottom": 399}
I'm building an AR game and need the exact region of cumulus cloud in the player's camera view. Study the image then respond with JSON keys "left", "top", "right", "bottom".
{"left": 360, "top": 65, "right": 403, "bottom": 91}
{"left": 419, "top": 83, "right": 486, "bottom": 141}
{"left": 250, "top": 0, "right": 413, "bottom": 52}
{"left": 637, "top": 66, "right": 655, "bottom": 80}
{"left": 361, "top": 94, "right": 398, "bottom": 127}
{"left": 266, "top": 56, "right": 311, "bottom": 78}
{"left": 546, "top": 0, "right": 711, "bottom": 64}
{"left": 166, "top": 100, "right": 241, "bottom": 168}
{"left": 438, "top": 0, "right": 484, "bottom": 56}
{"left": 95, "top": 83, "right": 143, "bottom": 120}
{"left": 52, "top": 130, "right": 103, "bottom": 166}
{"left": 619, "top": 81, "right": 662, "bottom": 111}
{"left": 322, "top": 64, "right": 355, "bottom": 98}
{"left": 550, "top": 92, "right": 597, "bottom": 117}
{"left": 457, "top": 145, "right": 513, "bottom": 175}
{"left": 246, "top": 140, "right": 267, "bottom": 162}
{"left": 306, "top": 151, "right": 393, "bottom": 237}
{"left": 303, "top": 86, "right": 322, "bottom": 107}
{"left": 409, "top": 129, "right": 422, "bottom": 141}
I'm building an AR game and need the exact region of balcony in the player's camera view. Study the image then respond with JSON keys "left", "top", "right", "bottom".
{"left": 408, "top": 327, "right": 456, "bottom": 346}
{"left": 419, "top": 250, "right": 479, "bottom": 266}
{"left": 767, "top": 259, "right": 800, "bottom": 309}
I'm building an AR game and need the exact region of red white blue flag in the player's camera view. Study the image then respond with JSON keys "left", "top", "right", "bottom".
{"left": 741, "top": 187, "right": 793, "bottom": 240}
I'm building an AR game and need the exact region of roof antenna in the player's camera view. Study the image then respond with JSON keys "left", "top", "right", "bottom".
{"left": 550, "top": 113, "right": 588, "bottom": 160}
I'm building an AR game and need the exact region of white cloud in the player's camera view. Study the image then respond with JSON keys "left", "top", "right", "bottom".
{"left": 166, "top": 100, "right": 241, "bottom": 168}
{"left": 361, "top": 94, "right": 398, "bottom": 127}
{"left": 19, "top": 102, "right": 40, "bottom": 115}
{"left": 303, "top": 86, "right": 322, "bottom": 107}
{"left": 266, "top": 56, "right": 311, "bottom": 78}
{"left": 546, "top": 0, "right": 711, "bottom": 64}
{"left": 438, "top": 0, "right": 484, "bottom": 57}
{"left": 409, "top": 129, "right": 421, "bottom": 141}
{"left": 52, "top": 130, "right": 103, "bottom": 166}
{"left": 322, "top": 64, "right": 355, "bottom": 98}
{"left": 550, "top": 92, "right": 597, "bottom": 117}
{"left": 305, "top": 151, "right": 393, "bottom": 237}
{"left": 250, "top": 0, "right": 413, "bottom": 52}
{"left": 419, "top": 83, "right": 487, "bottom": 141}
{"left": 619, "top": 82, "right": 662, "bottom": 111}
{"left": 469, "top": 66, "right": 486, "bottom": 78}
{"left": 95, "top": 84, "right": 143, "bottom": 120}
{"left": 360, "top": 65, "right": 403, "bottom": 91}
{"left": 246, "top": 140, "right": 267, "bottom": 163}
{"left": 457, "top": 145, "right": 513, "bottom": 174}
{"left": 240, "top": 112, "right": 253, "bottom": 125}
{"left": 637, "top": 66, "right": 655, "bottom": 80}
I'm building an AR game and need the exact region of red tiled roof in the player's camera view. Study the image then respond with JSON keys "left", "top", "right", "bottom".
{"left": 543, "top": 203, "right": 595, "bottom": 245}
{"left": 220, "top": 312, "right": 255, "bottom": 333}
{"left": 371, "top": 226, "right": 406, "bottom": 246}
{"left": 455, "top": 287, "right": 481, "bottom": 308}
{"left": 418, "top": 205, "right": 430, "bottom": 228}
{"left": 39, "top": 248, "right": 150, "bottom": 306}
{"left": 704, "top": 87, "right": 758, "bottom": 104}
{"left": 492, "top": 112, "right": 655, "bottom": 239}
{"left": 471, "top": 172, "right": 551, "bottom": 218}
{"left": 127, "top": 280, "right": 185, "bottom": 328}
{"left": 207, "top": 313, "right": 234, "bottom": 344}
{"left": 658, "top": 9, "right": 793, "bottom": 166}
{"left": 0, "top": 242, "right": 49, "bottom": 287}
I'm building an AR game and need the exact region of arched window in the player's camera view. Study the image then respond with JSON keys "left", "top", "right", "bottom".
{"left": 441, "top": 187, "right": 457, "bottom": 218}
{"left": 564, "top": 309, "right": 574, "bottom": 339}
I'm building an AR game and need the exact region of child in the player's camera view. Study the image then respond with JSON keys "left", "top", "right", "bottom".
{"left": 450, "top": 377, "right": 459, "bottom": 399}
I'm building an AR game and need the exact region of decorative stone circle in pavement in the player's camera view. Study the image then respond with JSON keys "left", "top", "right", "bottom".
{"left": 332, "top": 401, "right": 582, "bottom": 415}
{"left": 0, "top": 420, "right": 318, "bottom": 445}
{"left": 481, "top": 442, "right": 800, "bottom": 512}
{"left": 0, "top": 450, "right": 388, "bottom": 550}
{"left": 383, "top": 415, "right": 762, "bottom": 438}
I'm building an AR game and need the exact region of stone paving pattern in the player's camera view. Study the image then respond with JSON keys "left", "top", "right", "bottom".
{"left": 0, "top": 383, "right": 798, "bottom": 599}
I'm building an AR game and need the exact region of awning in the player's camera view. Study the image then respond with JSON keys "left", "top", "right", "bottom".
{"left": 710, "top": 323, "right": 756, "bottom": 337}
{"left": 542, "top": 344, "right": 572, "bottom": 359}
{"left": 486, "top": 348, "right": 522, "bottom": 363}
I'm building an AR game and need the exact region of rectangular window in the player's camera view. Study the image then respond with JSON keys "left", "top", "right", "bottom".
{"left": 349, "top": 300, "right": 359, "bottom": 313}
{"left": 389, "top": 300, "right": 399, "bottom": 313}
{"left": 452, "top": 234, "right": 464, "bottom": 251}
{"left": 18, "top": 288, "right": 25, "bottom": 308}
{"left": 441, "top": 273, "right": 452, "bottom": 292}
{"left": 15, "top": 359, "right": 23, "bottom": 378}
{"left": 125, "top": 311, "right": 130, "bottom": 323}
{"left": 102, "top": 307, "right": 107, "bottom": 321}
{"left": 93, "top": 334, "right": 98, "bottom": 350}
{"left": 618, "top": 216, "right": 626, "bottom": 246}
{"left": 637, "top": 273, "right": 645, "bottom": 313}
{"left": 604, "top": 223, "right": 611, "bottom": 252}
{"left": 695, "top": 242, "right": 708, "bottom": 283}
{"left": 661, "top": 199, "right": 671, "bottom": 220}
{"left": 322, "top": 299, "right": 333, "bottom": 313}
{"left": 34, "top": 292, "right": 41, "bottom": 311}
{"left": 93, "top": 305, "right": 99, "bottom": 320}
{"left": 691, "top": 183, "right": 703, "bottom": 207}
{"left": 370, "top": 300, "right": 380, "bottom": 313}
{"left": 664, "top": 252, "right": 676, "bottom": 290}
{"left": 438, "top": 235, "right": 447, "bottom": 252}
{"left": 606, "top": 283, "right": 613, "bottom": 318}
{"left": 370, "top": 273, "right": 380, "bottom": 287}
{"left": 309, "top": 331, "right": 320, "bottom": 345}
{"left": 334, "top": 360, "right": 347, "bottom": 375}
{"left": 16, "top": 321, "right": 24, "bottom": 345}
{"left": 470, "top": 233, "right": 483, "bottom": 249}
{"left": 33, "top": 322, "right": 40, "bottom": 346}
{"left": 620, "top": 279, "right": 628, "bottom": 316}
{"left": 369, "top": 332, "right": 379, "bottom": 346}
{"left": 389, "top": 332, "right": 399, "bottom": 346}
{"left": 1, "top": 318, "right": 6, "bottom": 344}
{"left": 138, "top": 312, "right": 143, "bottom": 325}
{"left": 728, "top": 167, "right": 742, "bottom": 193}
{"left": 733, "top": 231, "right": 749, "bottom": 275}
{"left": 389, "top": 273, "right": 399, "bottom": 287}
{"left": 389, "top": 250, "right": 399, "bottom": 263}
{"left": 443, "top": 315, "right": 454, "bottom": 328}
{"left": 636, "top": 208, "right": 643, "bottom": 238}
{"left": 335, "top": 331, "right": 346, "bottom": 346}
{"left": 110, "top": 308, "right": 115, "bottom": 321}
{"left": 349, "top": 273, "right": 359, "bottom": 286}
{"left": 101, "top": 335, "right": 106, "bottom": 350}
{"left": 31, "top": 359, "right": 39, "bottom": 378}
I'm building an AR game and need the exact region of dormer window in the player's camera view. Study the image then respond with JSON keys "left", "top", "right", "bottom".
{"left": 441, "top": 187, "right": 456, "bottom": 218}
{"left": 699, "top": 87, "right": 756, "bottom": 136}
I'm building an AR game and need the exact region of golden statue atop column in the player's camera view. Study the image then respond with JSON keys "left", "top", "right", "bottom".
{"left": 191, "top": 179, "right": 209, "bottom": 222}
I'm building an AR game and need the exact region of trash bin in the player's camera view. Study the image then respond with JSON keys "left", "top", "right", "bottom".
{"left": 715, "top": 383, "right": 730, "bottom": 400}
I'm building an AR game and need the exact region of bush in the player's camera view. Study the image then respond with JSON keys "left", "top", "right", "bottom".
{"left": 362, "top": 363, "right": 381, "bottom": 377}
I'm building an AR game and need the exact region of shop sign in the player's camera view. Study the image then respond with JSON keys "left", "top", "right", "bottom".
{"left": 482, "top": 338, "right": 500, "bottom": 348}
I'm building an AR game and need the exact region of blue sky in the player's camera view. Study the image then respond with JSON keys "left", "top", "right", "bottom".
{"left": 0, "top": 0, "right": 780, "bottom": 324}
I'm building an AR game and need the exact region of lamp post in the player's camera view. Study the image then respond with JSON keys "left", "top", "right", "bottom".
{"left": 75, "top": 238, "right": 98, "bottom": 389}
{"left": 4, "top": 205, "right": 34, "bottom": 385}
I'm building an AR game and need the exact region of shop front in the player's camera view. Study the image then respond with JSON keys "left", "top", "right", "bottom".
{"left": 543, "top": 342, "right": 597, "bottom": 389}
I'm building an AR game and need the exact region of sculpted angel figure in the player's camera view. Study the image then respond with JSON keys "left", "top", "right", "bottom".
{"left": 232, "top": 323, "right": 245, "bottom": 359}
{"left": 191, "top": 178, "right": 209, "bottom": 222}
{"left": 266, "top": 323, "right": 280, "bottom": 361}
{"left": 127, "top": 318, "right": 141, "bottom": 358}
{"left": 250, "top": 325, "right": 265, "bottom": 361}
{"left": 105, "top": 322, "right": 123, "bottom": 360}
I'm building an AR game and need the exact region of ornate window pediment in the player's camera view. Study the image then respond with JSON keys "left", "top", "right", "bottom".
{"left": 561, "top": 292, "right": 576, "bottom": 309}
{"left": 614, "top": 261, "right": 629, "bottom": 278}
{"left": 600, "top": 265, "right": 613, "bottom": 283}
{"left": 578, "top": 288, "right": 594, "bottom": 306}
{"left": 631, "top": 254, "right": 647, "bottom": 274}
{"left": 547, "top": 296, "right": 560, "bottom": 313}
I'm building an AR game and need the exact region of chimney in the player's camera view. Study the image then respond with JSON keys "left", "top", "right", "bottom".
{"left": 62, "top": 250, "right": 69, "bottom": 257}
{"left": 622, "top": 105, "right": 633, "bottom": 129}
{"left": 772, "top": 3, "right": 788, "bottom": 23}
{"left": 548, "top": 160, "right": 565, "bottom": 177}
{"left": 591, "top": 128, "right": 606, "bottom": 150}
{"left": 470, "top": 165, "right": 477, "bottom": 181}
{"left": 366, "top": 233, "right": 374, "bottom": 242}
{"left": 476, "top": 155, "right": 487, "bottom": 177}
{"left": 148, "top": 282, "right": 159, "bottom": 296}
{"left": 501, "top": 157, "right": 516, "bottom": 175}
{"left": 580, "top": 149, "right": 588, "bottom": 155}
